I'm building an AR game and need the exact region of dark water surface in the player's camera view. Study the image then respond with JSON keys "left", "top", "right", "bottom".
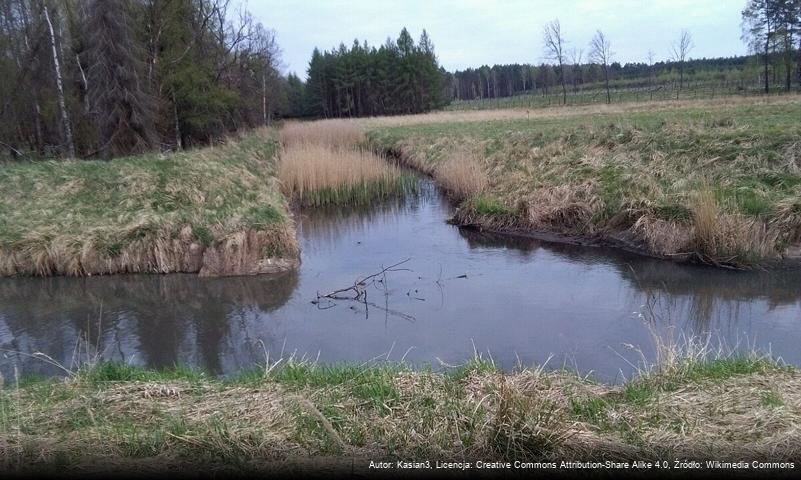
{"left": 2, "top": 179, "right": 800, "bottom": 382}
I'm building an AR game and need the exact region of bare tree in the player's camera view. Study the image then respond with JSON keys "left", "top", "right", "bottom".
{"left": 43, "top": 1, "right": 74, "bottom": 158}
{"left": 569, "top": 47, "right": 583, "bottom": 93}
{"left": 647, "top": 49, "right": 656, "bottom": 100}
{"left": 589, "top": 30, "right": 613, "bottom": 104}
{"left": 543, "top": 19, "right": 568, "bottom": 105}
{"left": 670, "top": 29, "right": 694, "bottom": 97}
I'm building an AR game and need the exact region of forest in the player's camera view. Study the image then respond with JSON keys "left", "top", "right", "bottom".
{"left": 286, "top": 28, "right": 447, "bottom": 118}
{"left": 1, "top": 0, "right": 800, "bottom": 158}
{"left": 0, "top": 0, "right": 283, "bottom": 159}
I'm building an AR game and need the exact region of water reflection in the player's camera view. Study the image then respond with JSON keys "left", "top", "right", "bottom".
{"left": 1, "top": 178, "right": 801, "bottom": 381}
{"left": 0, "top": 271, "right": 297, "bottom": 377}
{"left": 460, "top": 228, "right": 801, "bottom": 337}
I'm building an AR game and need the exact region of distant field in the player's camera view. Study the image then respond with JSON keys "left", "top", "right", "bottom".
{"left": 0, "top": 130, "right": 298, "bottom": 276}
{"left": 368, "top": 95, "right": 801, "bottom": 267}
{"left": 446, "top": 79, "right": 799, "bottom": 112}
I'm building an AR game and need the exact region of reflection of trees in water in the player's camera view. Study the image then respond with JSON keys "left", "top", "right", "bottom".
{"left": 0, "top": 271, "right": 298, "bottom": 376}
{"left": 459, "top": 227, "right": 801, "bottom": 334}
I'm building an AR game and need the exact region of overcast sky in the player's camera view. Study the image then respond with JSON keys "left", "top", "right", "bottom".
{"left": 245, "top": 0, "right": 746, "bottom": 78}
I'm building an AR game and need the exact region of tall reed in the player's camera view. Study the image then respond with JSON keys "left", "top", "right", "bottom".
{"left": 434, "top": 150, "right": 488, "bottom": 201}
{"left": 279, "top": 120, "right": 365, "bottom": 149}
{"left": 279, "top": 143, "right": 411, "bottom": 207}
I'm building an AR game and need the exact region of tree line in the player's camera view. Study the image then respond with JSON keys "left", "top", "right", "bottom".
{"left": 0, "top": 0, "right": 283, "bottom": 159}
{"left": 447, "top": 2, "right": 800, "bottom": 105}
{"left": 285, "top": 28, "right": 446, "bottom": 118}
{"left": 3, "top": 1, "right": 800, "bottom": 158}
{"left": 742, "top": 0, "right": 801, "bottom": 93}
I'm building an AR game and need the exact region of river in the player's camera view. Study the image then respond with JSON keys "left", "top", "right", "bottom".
{"left": 2, "top": 178, "right": 800, "bottom": 382}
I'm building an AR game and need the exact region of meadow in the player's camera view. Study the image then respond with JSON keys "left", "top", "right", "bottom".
{"left": 445, "top": 79, "right": 797, "bottom": 112}
{"left": 367, "top": 95, "right": 801, "bottom": 268}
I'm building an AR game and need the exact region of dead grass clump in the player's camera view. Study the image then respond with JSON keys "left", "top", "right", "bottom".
{"left": 278, "top": 143, "right": 407, "bottom": 207}
{"left": 691, "top": 191, "right": 780, "bottom": 265}
{"left": 434, "top": 150, "right": 488, "bottom": 201}
{"left": 489, "top": 376, "right": 570, "bottom": 458}
{"left": 772, "top": 197, "right": 801, "bottom": 245}
{"left": 524, "top": 183, "right": 603, "bottom": 234}
{"left": 631, "top": 215, "right": 694, "bottom": 256}
{"left": 198, "top": 227, "right": 299, "bottom": 277}
{"left": 0, "top": 224, "right": 299, "bottom": 277}
{"left": 279, "top": 120, "right": 365, "bottom": 149}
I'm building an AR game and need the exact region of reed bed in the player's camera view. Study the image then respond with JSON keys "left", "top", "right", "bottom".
{"left": 279, "top": 119, "right": 365, "bottom": 149}
{"left": 279, "top": 143, "right": 412, "bottom": 207}
{"left": 279, "top": 121, "right": 412, "bottom": 207}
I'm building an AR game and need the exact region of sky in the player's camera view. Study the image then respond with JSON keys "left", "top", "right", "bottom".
{"left": 245, "top": 0, "right": 747, "bottom": 78}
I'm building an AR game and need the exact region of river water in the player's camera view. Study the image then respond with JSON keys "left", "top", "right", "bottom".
{"left": 2, "top": 179, "right": 800, "bottom": 382}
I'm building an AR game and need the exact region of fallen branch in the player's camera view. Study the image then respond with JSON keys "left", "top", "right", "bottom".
{"left": 315, "top": 258, "right": 416, "bottom": 322}
{"left": 317, "top": 258, "right": 411, "bottom": 301}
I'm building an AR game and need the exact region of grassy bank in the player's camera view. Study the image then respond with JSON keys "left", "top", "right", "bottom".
{"left": 367, "top": 96, "right": 801, "bottom": 268}
{"left": 0, "top": 130, "right": 298, "bottom": 277}
{"left": 279, "top": 121, "right": 414, "bottom": 208}
{"left": 0, "top": 355, "right": 797, "bottom": 475}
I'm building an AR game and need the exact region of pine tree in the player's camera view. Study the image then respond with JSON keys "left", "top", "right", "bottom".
{"left": 86, "top": 0, "right": 155, "bottom": 158}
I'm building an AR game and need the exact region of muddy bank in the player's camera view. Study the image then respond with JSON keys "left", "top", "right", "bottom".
{"left": 449, "top": 201, "right": 801, "bottom": 271}
{"left": 0, "top": 225, "right": 300, "bottom": 278}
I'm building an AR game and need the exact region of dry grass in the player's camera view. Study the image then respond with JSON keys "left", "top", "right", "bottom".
{"left": 691, "top": 190, "right": 781, "bottom": 265}
{"left": 361, "top": 94, "right": 801, "bottom": 128}
{"left": 0, "top": 130, "right": 298, "bottom": 277}
{"left": 0, "top": 350, "right": 798, "bottom": 474}
{"left": 433, "top": 149, "right": 488, "bottom": 201}
{"left": 278, "top": 122, "right": 411, "bottom": 207}
{"left": 523, "top": 183, "right": 603, "bottom": 234}
{"left": 367, "top": 96, "right": 801, "bottom": 267}
{"left": 279, "top": 120, "right": 365, "bottom": 149}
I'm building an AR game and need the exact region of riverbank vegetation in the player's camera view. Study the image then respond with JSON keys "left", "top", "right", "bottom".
{"left": 278, "top": 121, "right": 413, "bottom": 207}
{"left": 367, "top": 96, "right": 801, "bottom": 268}
{"left": 0, "top": 130, "right": 298, "bottom": 276}
{"left": 0, "top": 350, "right": 797, "bottom": 474}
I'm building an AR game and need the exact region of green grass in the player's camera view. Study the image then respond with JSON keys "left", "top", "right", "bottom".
{"left": 0, "top": 129, "right": 298, "bottom": 276}
{"left": 1, "top": 355, "right": 796, "bottom": 474}
{"left": 368, "top": 96, "right": 801, "bottom": 267}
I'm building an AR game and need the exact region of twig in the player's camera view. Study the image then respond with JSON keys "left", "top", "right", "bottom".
{"left": 317, "top": 258, "right": 411, "bottom": 300}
